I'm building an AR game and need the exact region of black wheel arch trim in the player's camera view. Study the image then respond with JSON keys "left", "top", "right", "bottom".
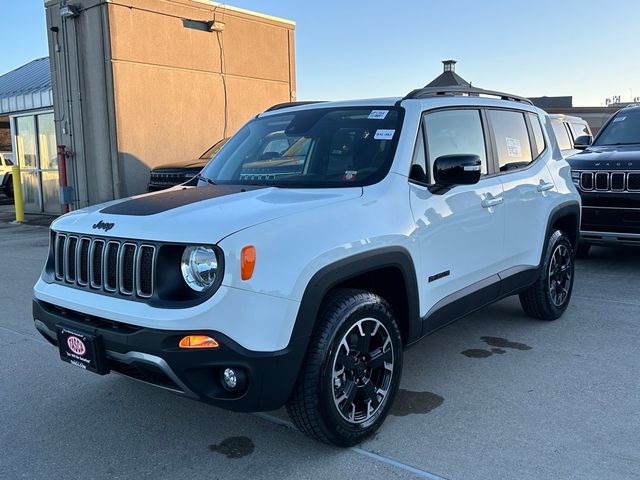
{"left": 545, "top": 200, "right": 581, "bottom": 253}
{"left": 290, "top": 247, "right": 421, "bottom": 346}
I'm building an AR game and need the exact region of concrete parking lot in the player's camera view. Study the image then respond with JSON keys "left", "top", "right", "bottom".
{"left": 1, "top": 220, "right": 638, "bottom": 480}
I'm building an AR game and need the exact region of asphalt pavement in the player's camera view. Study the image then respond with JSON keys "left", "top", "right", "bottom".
{"left": 1, "top": 220, "right": 638, "bottom": 480}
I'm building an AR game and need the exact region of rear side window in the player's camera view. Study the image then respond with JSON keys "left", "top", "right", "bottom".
{"left": 423, "top": 109, "right": 488, "bottom": 176}
{"left": 488, "top": 110, "right": 533, "bottom": 171}
{"left": 552, "top": 121, "right": 572, "bottom": 150}
{"left": 570, "top": 122, "right": 590, "bottom": 138}
{"left": 528, "top": 113, "right": 546, "bottom": 158}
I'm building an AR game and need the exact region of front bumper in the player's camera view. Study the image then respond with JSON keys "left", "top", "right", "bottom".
{"left": 33, "top": 299, "right": 305, "bottom": 412}
{"left": 580, "top": 205, "right": 640, "bottom": 246}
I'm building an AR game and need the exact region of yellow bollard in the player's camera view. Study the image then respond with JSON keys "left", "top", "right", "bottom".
{"left": 11, "top": 165, "right": 24, "bottom": 223}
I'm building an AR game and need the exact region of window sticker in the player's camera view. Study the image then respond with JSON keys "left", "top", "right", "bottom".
{"left": 505, "top": 137, "right": 522, "bottom": 157}
{"left": 342, "top": 170, "right": 358, "bottom": 181}
{"left": 368, "top": 110, "right": 389, "bottom": 120}
{"left": 374, "top": 129, "right": 395, "bottom": 140}
{"left": 613, "top": 116, "right": 626, "bottom": 123}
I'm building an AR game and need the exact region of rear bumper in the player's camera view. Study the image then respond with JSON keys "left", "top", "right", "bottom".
{"left": 33, "top": 298, "right": 305, "bottom": 412}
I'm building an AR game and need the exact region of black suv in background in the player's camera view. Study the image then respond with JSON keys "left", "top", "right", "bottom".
{"left": 568, "top": 105, "right": 640, "bottom": 257}
{"left": 148, "top": 138, "right": 228, "bottom": 191}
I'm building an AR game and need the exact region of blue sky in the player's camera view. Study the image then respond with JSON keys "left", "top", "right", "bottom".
{"left": 2, "top": 0, "right": 639, "bottom": 106}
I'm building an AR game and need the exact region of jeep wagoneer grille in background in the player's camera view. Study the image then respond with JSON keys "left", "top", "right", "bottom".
{"left": 575, "top": 171, "right": 640, "bottom": 193}
{"left": 53, "top": 233, "right": 156, "bottom": 298}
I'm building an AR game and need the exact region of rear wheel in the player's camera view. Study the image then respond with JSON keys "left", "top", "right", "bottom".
{"left": 286, "top": 289, "right": 403, "bottom": 447}
{"left": 519, "top": 230, "right": 574, "bottom": 320}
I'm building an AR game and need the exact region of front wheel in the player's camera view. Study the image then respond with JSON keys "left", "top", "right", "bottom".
{"left": 286, "top": 289, "right": 403, "bottom": 447}
{"left": 519, "top": 230, "right": 575, "bottom": 320}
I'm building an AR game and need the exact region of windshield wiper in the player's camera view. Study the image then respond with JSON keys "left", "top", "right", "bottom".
{"left": 193, "top": 173, "right": 217, "bottom": 186}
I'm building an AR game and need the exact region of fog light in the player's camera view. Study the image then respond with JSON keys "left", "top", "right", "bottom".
{"left": 221, "top": 367, "right": 247, "bottom": 392}
{"left": 223, "top": 368, "right": 237, "bottom": 389}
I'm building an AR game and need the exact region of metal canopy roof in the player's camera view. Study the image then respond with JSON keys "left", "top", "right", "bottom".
{"left": 425, "top": 71, "right": 471, "bottom": 88}
{"left": 0, "top": 57, "right": 53, "bottom": 115}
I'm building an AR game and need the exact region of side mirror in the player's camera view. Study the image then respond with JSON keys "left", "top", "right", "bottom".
{"left": 573, "top": 135, "right": 592, "bottom": 150}
{"left": 431, "top": 154, "right": 481, "bottom": 193}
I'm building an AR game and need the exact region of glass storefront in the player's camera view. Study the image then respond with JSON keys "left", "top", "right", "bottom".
{"left": 14, "top": 112, "right": 60, "bottom": 214}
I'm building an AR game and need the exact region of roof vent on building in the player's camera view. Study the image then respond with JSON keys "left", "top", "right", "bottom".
{"left": 425, "top": 59, "right": 471, "bottom": 88}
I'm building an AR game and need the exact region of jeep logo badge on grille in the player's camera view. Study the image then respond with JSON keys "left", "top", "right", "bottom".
{"left": 92, "top": 220, "right": 115, "bottom": 232}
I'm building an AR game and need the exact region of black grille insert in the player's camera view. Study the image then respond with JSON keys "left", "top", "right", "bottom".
{"left": 120, "top": 244, "right": 137, "bottom": 295}
{"left": 137, "top": 246, "right": 155, "bottom": 298}
{"left": 595, "top": 172, "right": 609, "bottom": 190}
{"left": 53, "top": 234, "right": 157, "bottom": 300}
{"left": 105, "top": 242, "right": 120, "bottom": 291}
{"left": 580, "top": 172, "right": 594, "bottom": 190}
{"left": 91, "top": 240, "right": 105, "bottom": 288}
{"left": 65, "top": 236, "right": 78, "bottom": 282}
{"left": 78, "top": 238, "right": 90, "bottom": 285}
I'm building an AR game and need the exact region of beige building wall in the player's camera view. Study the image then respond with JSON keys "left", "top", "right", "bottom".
{"left": 46, "top": 0, "right": 295, "bottom": 206}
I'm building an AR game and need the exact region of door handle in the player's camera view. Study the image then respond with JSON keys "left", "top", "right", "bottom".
{"left": 481, "top": 196, "right": 504, "bottom": 208}
{"left": 537, "top": 182, "right": 554, "bottom": 192}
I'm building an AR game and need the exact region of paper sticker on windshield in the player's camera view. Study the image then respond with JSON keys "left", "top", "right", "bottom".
{"left": 613, "top": 116, "right": 626, "bottom": 123}
{"left": 505, "top": 137, "right": 522, "bottom": 157}
{"left": 375, "top": 129, "right": 395, "bottom": 140}
{"left": 368, "top": 110, "right": 389, "bottom": 120}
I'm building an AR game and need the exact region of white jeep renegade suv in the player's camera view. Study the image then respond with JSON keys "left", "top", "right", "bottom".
{"left": 33, "top": 86, "right": 581, "bottom": 446}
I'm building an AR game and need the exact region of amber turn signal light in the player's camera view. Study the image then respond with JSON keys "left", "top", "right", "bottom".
{"left": 179, "top": 335, "right": 219, "bottom": 349}
{"left": 241, "top": 245, "right": 256, "bottom": 281}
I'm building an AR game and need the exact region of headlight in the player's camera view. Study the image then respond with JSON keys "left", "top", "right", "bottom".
{"left": 181, "top": 246, "right": 218, "bottom": 291}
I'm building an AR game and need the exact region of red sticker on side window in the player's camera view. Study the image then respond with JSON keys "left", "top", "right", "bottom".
{"left": 342, "top": 170, "right": 358, "bottom": 181}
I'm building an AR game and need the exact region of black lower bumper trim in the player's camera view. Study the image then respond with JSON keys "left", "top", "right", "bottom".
{"left": 32, "top": 298, "right": 306, "bottom": 412}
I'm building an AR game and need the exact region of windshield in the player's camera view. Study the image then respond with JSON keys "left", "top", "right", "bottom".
{"left": 199, "top": 107, "right": 403, "bottom": 188}
{"left": 594, "top": 109, "right": 640, "bottom": 146}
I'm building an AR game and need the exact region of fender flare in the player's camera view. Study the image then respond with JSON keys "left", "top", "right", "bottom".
{"left": 543, "top": 200, "right": 581, "bottom": 257}
{"left": 290, "top": 246, "right": 421, "bottom": 345}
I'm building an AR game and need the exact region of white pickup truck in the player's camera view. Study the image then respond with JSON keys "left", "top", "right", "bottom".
{"left": 0, "top": 152, "right": 14, "bottom": 197}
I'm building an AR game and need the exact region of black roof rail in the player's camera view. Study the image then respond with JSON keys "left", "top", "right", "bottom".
{"left": 403, "top": 86, "right": 533, "bottom": 105}
{"left": 264, "top": 101, "right": 327, "bottom": 112}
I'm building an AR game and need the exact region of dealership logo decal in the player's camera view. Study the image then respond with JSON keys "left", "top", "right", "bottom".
{"left": 92, "top": 220, "right": 115, "bottom": 232}
{"left": 67, "top": 336, "right": 86, "bottom": 356}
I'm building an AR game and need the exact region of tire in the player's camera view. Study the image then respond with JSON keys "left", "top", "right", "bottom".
{"left": 575, "top": 242, "right": 590, "bottom": 259}
{"left": 286, "top": 288, "right": 403, "bottom": 447}
{"left": 5, "top": 176, "right": 13, "bottom": 198}
{"left": 519, "top": 230, "right": 575, "bottom": 320}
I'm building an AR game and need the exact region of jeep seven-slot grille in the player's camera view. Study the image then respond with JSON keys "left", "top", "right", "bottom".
{"left": 54, "top": 233, "right": 156, "bottom": 298}
{"left": 576, "top": 171, "right": 640, "bottom": 193}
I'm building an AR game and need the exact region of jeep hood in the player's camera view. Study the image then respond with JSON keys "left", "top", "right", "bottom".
{"left": 568, "top": 145, "right": 640, "bottom": 170}
{"left": 52, "top": 185, "right": 363, "bottom": 243}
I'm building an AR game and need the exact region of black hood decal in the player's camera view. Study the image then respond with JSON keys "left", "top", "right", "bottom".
{"left": 101, "top": 185, "right": 265, "bottom": 216}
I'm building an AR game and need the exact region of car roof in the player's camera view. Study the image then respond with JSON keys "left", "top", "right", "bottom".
{"left": 259, "top": 93, "right": 539, "bottom": 117}
{"left": 549, "top": 113, "right": 588, "bottom": 123}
